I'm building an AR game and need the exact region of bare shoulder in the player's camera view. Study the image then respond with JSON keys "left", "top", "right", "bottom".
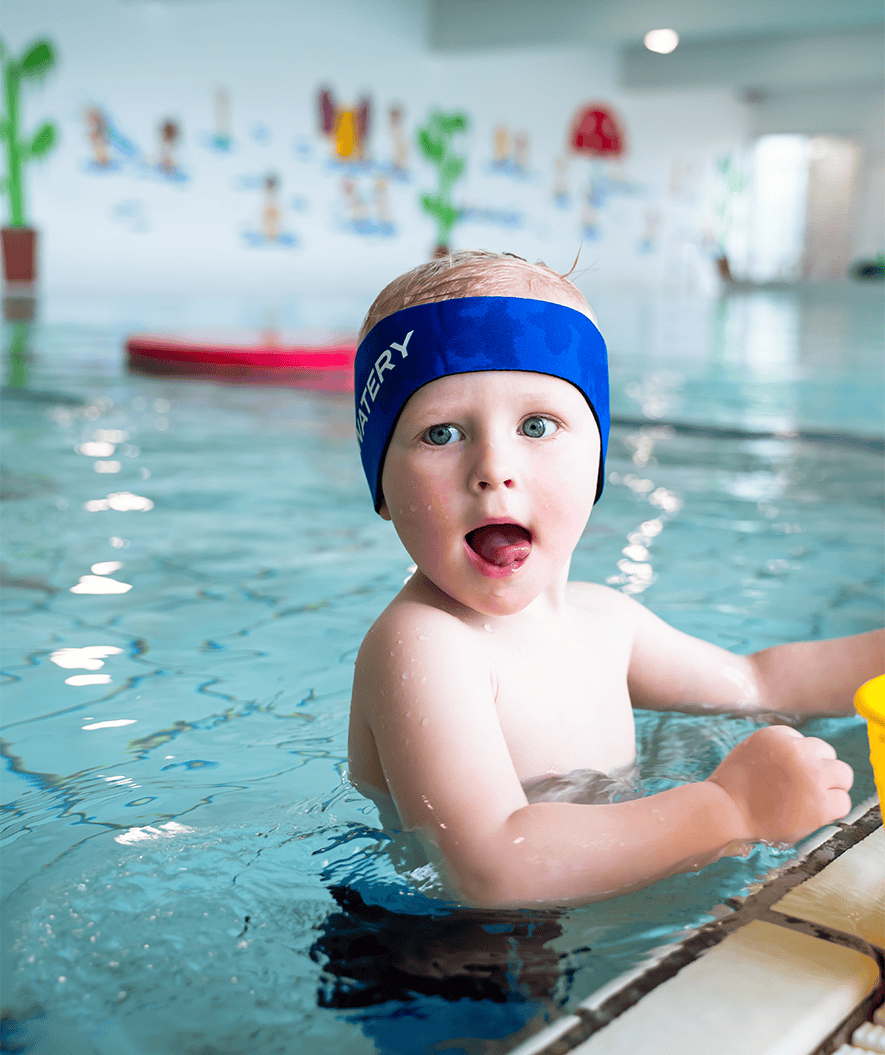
{"left": 566, "top": 579, "right": 646, "bottom": 626}
{"left": 357, "top": 587, "right": 484, "bottom": 668}
{"left": 353, "top": 584, "right": 493, "bottom": 720}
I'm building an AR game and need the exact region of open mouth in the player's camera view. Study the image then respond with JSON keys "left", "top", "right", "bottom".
{"left": 465, "top": 524, "right": 532, "bottom": 569}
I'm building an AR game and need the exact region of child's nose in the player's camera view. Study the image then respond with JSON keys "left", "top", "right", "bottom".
{"left": 470, "top": 443, "right": 517, "bottom": 492}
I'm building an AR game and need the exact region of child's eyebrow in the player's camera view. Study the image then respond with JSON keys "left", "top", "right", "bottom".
{"left": 408, "top": 396, "right": 575, "bottom": 423}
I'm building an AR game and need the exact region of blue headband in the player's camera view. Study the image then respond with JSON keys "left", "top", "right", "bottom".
{"left": 354, "top": 296, "right": 609, "bottom": 512}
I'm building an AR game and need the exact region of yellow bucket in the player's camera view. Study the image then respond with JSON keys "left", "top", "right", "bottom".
{"left": 854, "top": 675, "right": 885, "bottom": 808}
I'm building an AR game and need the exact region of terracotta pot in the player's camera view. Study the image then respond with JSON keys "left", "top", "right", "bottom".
{"left": 2, "top": 227, "right": 38, "bottom": 282}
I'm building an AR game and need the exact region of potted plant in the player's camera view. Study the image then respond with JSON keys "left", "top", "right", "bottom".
{"left": 417, "top": 109, "right": 468, "bottom": 257}
{"left": 1, "top": 37, "right": 58, "bottom": 283}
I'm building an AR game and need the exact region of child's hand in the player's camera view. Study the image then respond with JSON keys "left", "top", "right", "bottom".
{"left": 707, "top": 726, "right": 854, "bottom": 846}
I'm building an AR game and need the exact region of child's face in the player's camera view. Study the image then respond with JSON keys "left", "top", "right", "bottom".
{"left": 379, "top": 368, "right": 600, "bottom": 617}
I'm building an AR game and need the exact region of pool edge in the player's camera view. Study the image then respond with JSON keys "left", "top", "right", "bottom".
{"left": 506, "top": 798, "right": 883, "bottom": 1055}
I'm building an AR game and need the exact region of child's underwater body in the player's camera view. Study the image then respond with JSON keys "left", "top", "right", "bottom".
{"left": 348, "top": 251, "right": 884, "bottom": 910}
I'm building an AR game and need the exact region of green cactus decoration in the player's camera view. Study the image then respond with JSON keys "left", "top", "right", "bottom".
{"left": 1, "top": 37, "right": 58, "bottom": 228}
{"left": 417, "top": 110, "right": 468, "bottom": 252}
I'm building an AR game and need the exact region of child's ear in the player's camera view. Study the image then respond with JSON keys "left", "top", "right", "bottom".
{"left": 378, "top": 498, "right": 392, "bottom": 521}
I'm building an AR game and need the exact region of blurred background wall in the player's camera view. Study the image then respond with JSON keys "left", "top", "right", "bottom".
{"left": 3, "top": 0, "right": 882, "bottom": 301}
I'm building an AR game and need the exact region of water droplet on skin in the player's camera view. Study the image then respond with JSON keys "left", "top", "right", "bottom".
{"left": 409, "top": 506, "right": 416, "bottom": 513}
{"left": 418, "top": 635, "right": 429, "bottom": 641}
{"left": 401, "top": 673, "right": 409, "bottom": 680}
{"left": 483, "top": 623, "right": 494, "bottom": 633}
{"left": 421, "top": 717, "right": 429, "bottom": 726}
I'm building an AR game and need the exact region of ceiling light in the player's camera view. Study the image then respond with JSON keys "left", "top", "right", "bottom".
{"left": 644, "top": 29, "right": 679, "bottom": 54}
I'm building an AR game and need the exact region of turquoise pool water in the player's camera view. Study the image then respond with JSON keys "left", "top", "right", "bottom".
{"left": 2, "top": 283, "right": 883, "bottom": 1054}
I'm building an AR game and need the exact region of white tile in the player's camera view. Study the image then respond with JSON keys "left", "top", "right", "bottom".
{"left": 841, "top": 798, "right": 880, "bottom": 826}
{"left": 795, "top": 823, "right": 841, "bottom": 856}
{"left": 773, "top": 827, "right": 884, "bottom": 948}
{"left": 568, "top": 920, "right": 879, "bottom": 1055}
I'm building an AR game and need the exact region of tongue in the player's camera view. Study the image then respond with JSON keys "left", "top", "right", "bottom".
{"left": 467, "top": 525, "right": 532, "bottom": 567}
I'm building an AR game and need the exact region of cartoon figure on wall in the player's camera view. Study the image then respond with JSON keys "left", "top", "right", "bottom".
{"left": 493, "top": 125, "right": 509, "bottom": 166}
{"left": 242, "top": 171, "right": 297, "bottom": 247}
{"left": 374, "top": 175, "right": 393, "bottom": 227}
{"left": 490, "top": 124, "right": 529, "bottom": 176}
{"left": 318, "top": 87, "right": 372, "bottom": 163}
{"left": 341, "top": 176, "right": 368, "bottom": 225}
{"left": 157, "top": 118, "right": 184, "bottom": 177}
{"left": 552, "top": 155, "right": 570, "bottom": 207}
{"left": 388, "top": 105, "right": 409, "bottom": 175}
{"left": 262, "top": 174, "right": 281, "bottom": 241}
{"left": 417, "top": 109, "right": 468, "bottom": 257}
{"left": 83, "top": 107, "right": 139, "bottom": 171}
{"left": 86, "top": 108, "right": 111, "bottom": 167}
{"left": 212, "top": 87, "right": 232, "bottom": 151}
{"left": 338, "top": 173, "right": 395, "bottom": 237}
{"left": 570, "top": 103, "right": 626, "bottom": 159}
{"left": 567, "top": 102, "right": 634, "bottom": 239}
{"left": 513, "top": 131, "right": 529, "bottom": 173}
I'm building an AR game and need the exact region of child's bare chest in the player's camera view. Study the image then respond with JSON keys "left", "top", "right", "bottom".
{"left": 489, "top": 613, "right": 636, "bottom": 781}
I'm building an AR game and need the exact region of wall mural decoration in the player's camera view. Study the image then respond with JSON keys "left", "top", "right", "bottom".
{"left": 490, "top": 124, "right": 530, "bottom": 177}
{"left": 157, "top": 118, "right": 185, "bottom": 180}
{"left": 570, "top": 103, "right": 626, "bottom": 158}
{"left": 211, "top": 87, "right": 233, "bottom": 152}
{"left": 84, "top": 107, "right": 139, "bottom": 171}
{"left": 1, "top": 36, "right": 58, "bottom": 281}
{"left": 387, "top": 105, "right": 408, "bottom": 174}
{"left": 552, "top": 154, "right": 570, "bottom": 208}
{"left": 1, "top": 1, "right": 785, "bottom": 294}
{"left": 565, "top": 102, "right": 636, "bottom": 243}
{"left": 6, "top": 23, "right": 727, "bottom": 287}
{"left": 338, "top": 173, "right": 396, "bottom": 237}
{"left": 241, "top": 172, "right": 298, "bottom": 247}
{"left": 417, "top": 109, "right": 468, "bottom": 256}
{"left": 318, "top": 87, "right": 371, "bottom": 163}
{"left": 316, "top": 87, "right": 407, "bottom": 238}
{"left": 82, "top": 107, "right": 186, "bottom": 182}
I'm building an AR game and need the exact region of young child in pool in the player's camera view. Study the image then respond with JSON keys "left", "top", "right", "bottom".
{"left": 348, "top": 250, "right": 883, "bottom": 908}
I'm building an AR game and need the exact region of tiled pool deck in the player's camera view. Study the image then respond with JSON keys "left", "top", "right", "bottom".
{"left": 510, "top": 800, "right": 883, "bottom": 1055}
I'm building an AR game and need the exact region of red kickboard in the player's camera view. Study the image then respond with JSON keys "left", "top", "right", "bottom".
{"left": 125, "top": 329, "right": 358, "bottom": 388}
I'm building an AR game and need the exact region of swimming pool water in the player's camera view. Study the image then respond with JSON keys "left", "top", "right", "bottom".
{"left": 2, "top": 284, "right": 883, "bottom": 1054}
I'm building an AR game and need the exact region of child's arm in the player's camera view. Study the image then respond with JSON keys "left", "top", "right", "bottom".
{"left": 352, "top": 603, "right": 853, "bottom": 909}
{"left": 617, "top": 590, "right": 883, "bottom": 718}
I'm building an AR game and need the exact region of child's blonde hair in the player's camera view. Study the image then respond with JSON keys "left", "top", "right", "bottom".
{"left": 359, "top": 250, "right": 594, "bottom": 343}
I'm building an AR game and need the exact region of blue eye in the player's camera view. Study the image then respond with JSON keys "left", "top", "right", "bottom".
{"left": 520, "top": 415, "right": 558, "bottom": 438}
{"left": 423, "top": 424, "right": 463, "bottom": 446}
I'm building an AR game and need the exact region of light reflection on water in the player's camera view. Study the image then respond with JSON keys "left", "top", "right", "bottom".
{"left": 1, "top": 287, "right": 882, "bottom": 1054}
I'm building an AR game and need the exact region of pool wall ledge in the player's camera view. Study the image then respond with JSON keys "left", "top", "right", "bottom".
{"left": 508, "top": 799, "right": 883, "bottom": 1055}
